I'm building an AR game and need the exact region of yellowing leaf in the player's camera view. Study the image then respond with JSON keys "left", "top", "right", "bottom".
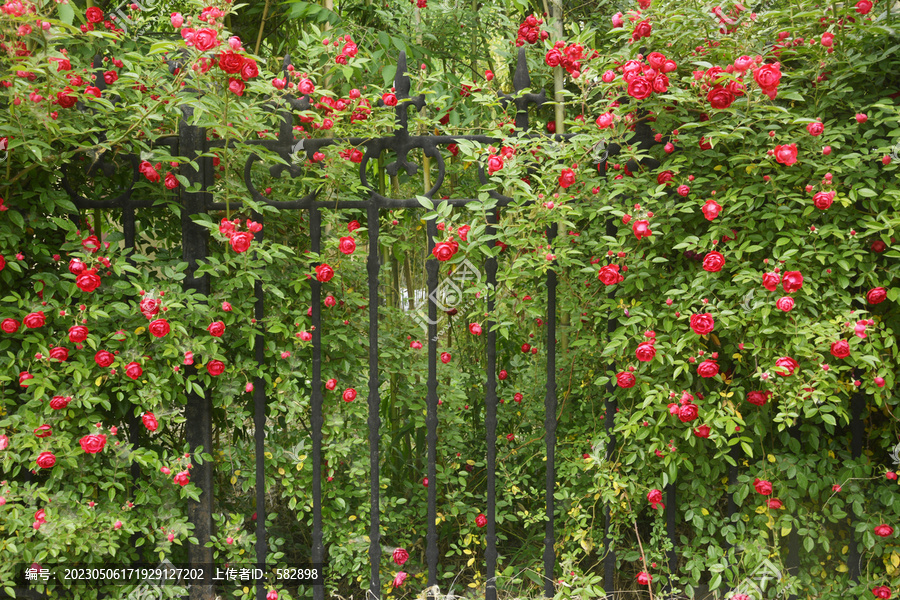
{"left": 713, "top": 165, "right": 723, "bottom": 171}
{"left": 467, "top": 557, "right": 475, "bottom": 567}
{"left": 135, "top": 327, "right": 146, "bottom": 335}
{"left": 230, "top": 476, "right": 237, "bottom": 484}
{"left": 732, "top": 353, "right": 743, "bottom": 362}
{"left": 892, "top": 552, "right": 900, "bottom": 568}
{"left": 264, "top": 452, "right": 273, "bottom": 459}
{"left": 781, "top": 526, "right": 792, "bottom": 537}
{"left": 768, "top": 454, "right": 776, "bottom": 463}
{"left": 278, "top": 468, "right": 285, "bottom": 475}
{"left": 701, "top": 508, "right": 709, "bottom": 516}
{"left": 349, "top": 515, "right": 357, "bottom": 521}
{"left": 95, "top": 377, "right": 104, "bottom": 386}
{"left": 836, "top": 564, "right": 848, "bottom": 573}
{"left": 755, "top": 505, "right": 768, "bottom": 514}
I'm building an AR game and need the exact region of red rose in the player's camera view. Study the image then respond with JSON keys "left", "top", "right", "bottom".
{"left": 775, "top": 296, "right": 794, "bottom": 312}
{"left": 125, "top": 361, "right": 143, "bottom": 380}
{"left": 689, "top": 313, "right": 715, "bottom": 335}
{"left": 874, "top": 524, "right": 894, "bottom": 537}
{"left": 1, "top": 318, "right": 19, "bottom": 334}
{"left": 193, "top": 28, "right": 218, "bottom": 51}
{"left": 762, "top": 271, "right": 781, "bottom": 291}
{"left": 678, "top": 403, "right": 699, "bottom": 422}
{"left": 753, "top": 62, "right": 782, "bottom": 96}
{"left": 207, "top": 360, "right": 225, "bottom": 376}
{"left": 19, "top": 371, "right": 33, "bottom": 387}
{"left": 830, "top": 340, "right": 850, "bottom": 359}
{"left": 392, "top": 548, "right": 409, "bottom": 566}
{"left": 57, "top": 88, "right": 77, "bottom": 109}
{"left": 657, "top": 171, "right": 674, "bottom": 186}
{"left": 872, "top": 586, "right": 891, "bottom": 599}
{"left": 218, "top": 51, "right": 245, "bottom": 74}
{"left": 558, "top": 168, "right": 576, "bottom": 189}
{"left": 867, "top": 287, "right": 887, "bottom": 305}
{"left": 647, "top": 489, "right": 664, "bottom": 509}
{"left": 86, "top": 7, "right": 104, "bottom": 23}
{"left": 632, "top": 19, "right": 652, "bottom": 40}
{"left": 164, "top": 173, "right": 179, "bottom": 190}
{"left": 813, "top": 191, "right": 835, "bottom": 210}
{"left": 173, "top": 470, "right": 190, "bottom": 486}
{"left": 49, "top": 347, "right": 68, "bottom": 361}
{"left": 228, "top": 78, "right": 245, "bottom": 96}
{"left": 230, "top": 231, "right": 254, "bottom": 253}
{"left": 95, "top": 350, "right": 115, "bottom": 367}
{"left": 475, "top": 513, "right": 487, "bottom": 528}
{"left": 635, "top": 342, "right": 656, "bottom": 362}
{"left": 343, "top": 388, "right": 357, "bottom": 402}
{"left": 23, "top": 311, "right": 45, "bottom": 329}
{"left": 707, "top": 86, "right": 735, "bottom": 109}
{"left": 753, "top": 478, "right": 773, "bottom": 495}
{"left": 697, "top": 359, "right": 719, "bottom": 378}
{"left": 440, "top": 352, "right": 451, "bottom": 364}
{"left": 616, "top": 372, "right": 636, "bottom": 388}
{"left": 76, "top": 269, "right": 101, "bottom": 292}
{"left": 701, "top": 199, "right": 722, "bottom": 220}
{"left": 241, "top": 60, "right": 259, "bottom": 80}
{"left": 36, "top": 451, "right": 56, "bottom": 469}
{"left": 632, "top": 219, "right": 652, "bottom": 239}
{"left": 325, "top": 378, "right": 337, "bottom": 390}
{"left": 702, "top": 251, "right": 725, "bottom": 272}
{"left": 50, "top": 396, "right": 71, "bottom": 410}
{"left": 339, "top": 237, "right": 357, "bottom": 255}
{"left": 457, "top": 225, "right": 470, "bottom": 241}
{"left": 140, "top": 298, "right": 161, "bottom": 319}
{"left": 694, "top": 424, "right": 711, "bottom": 438}
{"left": 34, "top": 425, "right": 52, "bottom": 438}
{"left": 856, "top": 0, "right": 873, "bottom": 14}
{"left": 148, "top": 318, "right": 170, "bottom": 338}
{"left": 626, "top": 76, "right": 653, "bottom": 100}
{"left": 598, "top": 264, "right": 624, "bottom": 286}
{"left": 432, "top": 241, "right": 456, "bottom": 262}
{"left": 746, "top": 391, "right": 769, "bottom": 406}
{"left": 80, "top": 433, "right": 107, "bottom": 454}
{"left": 774, "top": 356, "right": 799, "bottom": 376}
{"left": 774, "top": 144, "right": 798, "bottom": 166}
{"left": 487, "top": 155, "right": 504, "bottom": 174}
{"left": 469, "top": 323, "right": 482, "bottom": 336}
{"left": 315, "top": 264, "right": 335, "bottom": 282}
{"left": 207, "top": 321, "right": 225, "bottom": 337}
{"left": 68, "top": 325, "right": 89, "bottom": 343}
{"left": 142, "top": 412, "right": 159, "bottom": 432}
{"left": 767, "top": 498, "right": 783, "bottom": 509}
{"left": 782, "top": 271, "right": 803, "bottom": 293}
{"left": 807, "top": 121, "right": 824, "bottom": 136}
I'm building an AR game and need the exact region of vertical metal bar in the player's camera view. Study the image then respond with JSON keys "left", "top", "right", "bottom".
{"left": 425, "top": 218, "right": 440, "bottom": 597}
{"left": 602, "top": 220, "right": 617, "bottom": 596}
{"left": 485, "top": 210, "right": 498, "bottom": 600}
{"left": 253, "top": 214, "right": 267, "bottom": 600}
{"left": 543, "top": 226, "right": 557, "bottom": 598}
{"left": 178, "top": 108, "right": 214, "bottom": 600}
{"left": 310, "top": 206, "right": 325, "bottom": 600}
{"left": 367, "top": 202, "right": 383, "bottom": 600}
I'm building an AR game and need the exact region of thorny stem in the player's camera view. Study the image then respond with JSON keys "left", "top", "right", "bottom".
{"left": 633, "top": 520, "right": 655, "bottom": 600}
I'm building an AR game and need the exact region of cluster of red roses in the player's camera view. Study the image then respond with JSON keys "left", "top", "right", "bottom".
{"left": 514, "top": 14, "right": 548, "bottom": 46}
{"left": 139, "top": 161, "right": 179, "bottom": 190}
{"left": 667, "top": 390, "right": 701, "bottom": 425}
{"left": 430, "top": 222, "right": 469, "bottom": 262}
{"left": 81, "top": 6, "right": 124, "bottom": 34}
{"left": 219, "top": 217, "right": 263, "bottom": 253}
{"left": 544, "top": 41, "right": 594, "bottom": 79}
{"left": 66, "top": 234, "right": 110, "bottom": 293}
{"left": 606, "top": 52, "right": 675, "bottom": 102}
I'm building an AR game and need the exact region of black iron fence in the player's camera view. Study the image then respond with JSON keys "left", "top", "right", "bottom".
{"left": 42, "top": 47, "right": 868, "bottom": 600}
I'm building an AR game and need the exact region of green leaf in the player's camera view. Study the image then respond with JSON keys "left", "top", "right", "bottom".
{"left": 382, "top": 64, "right": 397, "bottom": 87}
{"left": 57, "top": 2, "right": 75, "bottom": 25}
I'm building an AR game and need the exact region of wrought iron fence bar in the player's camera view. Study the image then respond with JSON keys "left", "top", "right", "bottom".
{"left": 208, "top": 198, "right": 524, "bottom": 211}
{"left": 543, "top": 226, "right": 557, "bottom": 598}
{"left": 309, "top": 205, "right": 325, "bottom": 600}
{"left": 602, "top": 216, "right": 618, "bottom": 597}
{"left": 178, "top": 108, "right": 215, "bottom": 600}
{"left": 366, "top": 201, "right": 383, "bottom": 600}
{"left": 252, "top": 213, "right": 268, "bottom": 600}
{"left": 425, "top": 218, "right": 440, "bottom": 598}
{"left": 786, "top": 423, "right": 801, "bottom": 600}
{"left": 485, "top": 209, "right": 499, "bottom": 600}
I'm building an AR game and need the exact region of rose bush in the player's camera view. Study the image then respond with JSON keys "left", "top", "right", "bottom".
{"left": 0, "top": 0, "right": 898, "bottom": 598}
